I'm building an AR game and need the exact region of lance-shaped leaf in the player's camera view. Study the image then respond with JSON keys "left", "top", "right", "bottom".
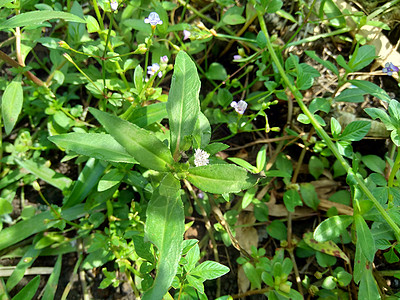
{"left": 89, "top": 108, "right": 174, "bottom": 172}
{"left": 303, "top": 232, "right": 350, "bottom": 264}
{"left": 48, "top": 133, "right": 137, "bottom": 163}
{"left": 2, "top": 78, "right": 23, "bottom": 135}
{"left": 314, "top": 215, "right": 354, "bottom": 242}
{"left": 355, "top": 214, "right": 376, "bottom": 262}
{"left": 63, "top": 158, "right": 106, "bottom": 208}
{"left": 0, "top": 11, "right": 86, "bottom": 30}
{"left": 167, "top": 51, "right": 201, "bottom": 158}
{"left": 15, "top": 158, "right": 72, "bottom": 192}
{"left": 187, "top": 164, "right": 257, "bottom": 194}
{"left": 143, "top": 173, "right": 184, "bottom": 300}
{"left": 0, "top": 204, "right": 88, "bottom": 251}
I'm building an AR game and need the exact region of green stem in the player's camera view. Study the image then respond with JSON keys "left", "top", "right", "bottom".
{"left": 257, "top": 12, "right": 400, "bottom": 241}
{"left": 388, "top": 148, "right": 400, "bottom": 207}
{"left": 92, "top": 0, "right": 104, "bottom": 31}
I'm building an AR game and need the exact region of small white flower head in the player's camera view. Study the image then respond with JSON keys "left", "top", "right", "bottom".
{"left": 160, "top": 55, "right": 168, "bottom": 64}
{"left": 147, "top": 63, "right": 162, "bottom": 78}
{"left": 194, "top": 149, "right": 210, "bottom": 167}
{"left": 110, "top": 0, "right": 118, "bottom": 11}
{"left": 183, "top": 30, "right": 191, "bottom": 40}
{"left": 230, "top": 100, "right": 248, "bottom": 115}
{"left": 144, "top": 12, "right": 163, "bottom": 27}
{"left": 233, "top": 55, "right": 242, "bottom": 61}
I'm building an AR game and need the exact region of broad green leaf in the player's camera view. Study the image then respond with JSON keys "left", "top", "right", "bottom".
{"left": 86, "top": 15, "right": 100, "bottom": 33}
{"left": 0, "top": 198, "right": 13, "bottom": 215}
{"left": 339, "top": 121, "right": 371, "bottom": 141}
{"left": 185, "top": 243, "right": 200, "bottom": 273}
{"left": 314, "top": 215, "right": 353, "bottom": 242}
{"left": 0, "top": 11, "right": 86, "bottom": 30}
{"left": 190, "top": 261, "right": 229, "bottom": 280}
{"left": 309, "top": 156, "right": 324, "bottom": 180}
{"left": 331, "top": 117, "right": 342, "bottom": 138}
{"left": 89, "top": 108, "right": 174, "bottom": 171}
{"left": 349, "top": 80, "right": 391, "bottom": 102}
{"left": 265, "top": 0, "right": 283, "bottom": 13}
{"left": 97, "top": 169, "right": 124, "bottom": 192}
{"left": 131, "top": 236, "right": 154, "bottom": 263}
{"left": 243, "top": 262, "right": 261, "bottom": 289}
{"left": 267, "top": 220, "right": 287, "bottom": 240}
{"left": 143, "top": 174, "right": 184, "bottom": 300}
{"left": 322, "top": 0, "right": 346, "bottom": 27}
{"left": 193, "top": 112, "right": 211, "bottom": 149}
{"left": 12, "top": 275, "right": 40, "bottom": 300}
{"left": 256, "top": 146, "right": 267, "bottom": 172}
{"left": 300, "top": 183, "right": 319, "bottom": 210}
{"left": 186, "top": 275, "right": 205, "bottom": 294}
{"left": 334, "top": 88, "right": 365, "bottom": 103}
{"left": 205, "top": 63, "right": 228, "bottom": 81}
{"left": 204, "top": 143, "right": 230, "bottom": 155}
{"left": 128, "top": 102, "right": 167, "bottom": 128}
{"left": 283, "top": 189, "right": 302, "bottom": 212}
{"left": 389, "top": 99, "right": 400, "bottom": 124}
{"left": 187, "top": 164, "right": 257, "bottom": 194}
{"left": 15, "top": 158, "right": 72, "bottom": 192}
{"left": 6, "top": 246, "right": 40, "bottom": 292}
{"left": 222, "top": 7, "right": 245, "bottom": 25}
{"left": 254, "top": 201, "right": 269, "bottom": 222}
{"left": 348, "top": 45, "right": 376, "bottom": 71}
{"left": 353, "top": 238, "right": 366, "bottom": 284}
{"left": 336, "top": 55, "right": 353, "bottom": 72}
{"left": 309, "top": 97, "right": 331, "bottom": 114}
{"left": 304, "top": 232, "right": 350, "bottom": 263}
{"left": 167, "top": 51, "right": 201, "bottom": 157}
{"left": 362, "top": 155, "right": 385, "bottom": 174}
{"left": 384, "top": 248, "right": 399, "bottom": 263}
{"left": 355, "top": 214, "right": 375, "bottom": 262}
{"left": 0, "top": 204, "right": 88, "bottom": 251}
{"left": 2, "top": 79, "right": 23, "bottom": 135}
{"left": 42, "top": 254, "right": 62, "bottom": 300}
{"left": 63, "top": 158, "right": 107, "bottom": 208}
{"left": 0, "top": 0, "right": 13, "bottom": 8}
{"left": 364, "top": 108, "right": 394, "bottom": 130}
{"left": 316, "top": 251, "right": 337, "bottom": 267}
{"left": 358, "top": 267, "right": 380, "bottom": 300}
{"left": 48, "top": 133, "right": 137, "bottom": 163}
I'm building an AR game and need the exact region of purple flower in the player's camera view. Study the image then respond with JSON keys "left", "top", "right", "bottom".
{"left": 230, "top": 100, "right": 247, "bottom": 115}
{"left": 147, "top": 63, "right": 162, "bottom": 78}
{"left": 382, "top": 62, "right": 399, "bottom": 76}
{"left": 183, "top": 30, "right": 191, "bottom": 40}
{"left": 110, "top": 0, "right": 118, "bottom": 11}
{"left": 144, "top": 12, "right": 163, "bottom": 27}
{"left": 233, "top": 55, "right": 242, "bottom": 61}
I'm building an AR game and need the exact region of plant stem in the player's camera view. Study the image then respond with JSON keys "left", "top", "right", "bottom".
{"left": 257, "top": 12, "right": 400, "bottom": 241}
{"left": 92, "top": 0, "right": 104, "bottom": 31}
{"left": 388, "top": 147, "right": 400, "bottom": 207}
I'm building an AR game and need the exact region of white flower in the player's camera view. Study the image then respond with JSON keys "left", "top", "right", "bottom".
{"left": 194, "top": 149, "right": 210, "bottom": 167}
{"left": 147, "top": 63, "right": 162, "bottom": 78}
{"left": 160, "top": 55, "right": 168, "bottom": 64}
{"left": 110, "top": 0, "right": 118, "bottom": 11}
{"left": 230, "top": 100, "right": 247, "bottom": 115}
{"left": 144, "top": 12, "right": 163, "bottom": 27}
